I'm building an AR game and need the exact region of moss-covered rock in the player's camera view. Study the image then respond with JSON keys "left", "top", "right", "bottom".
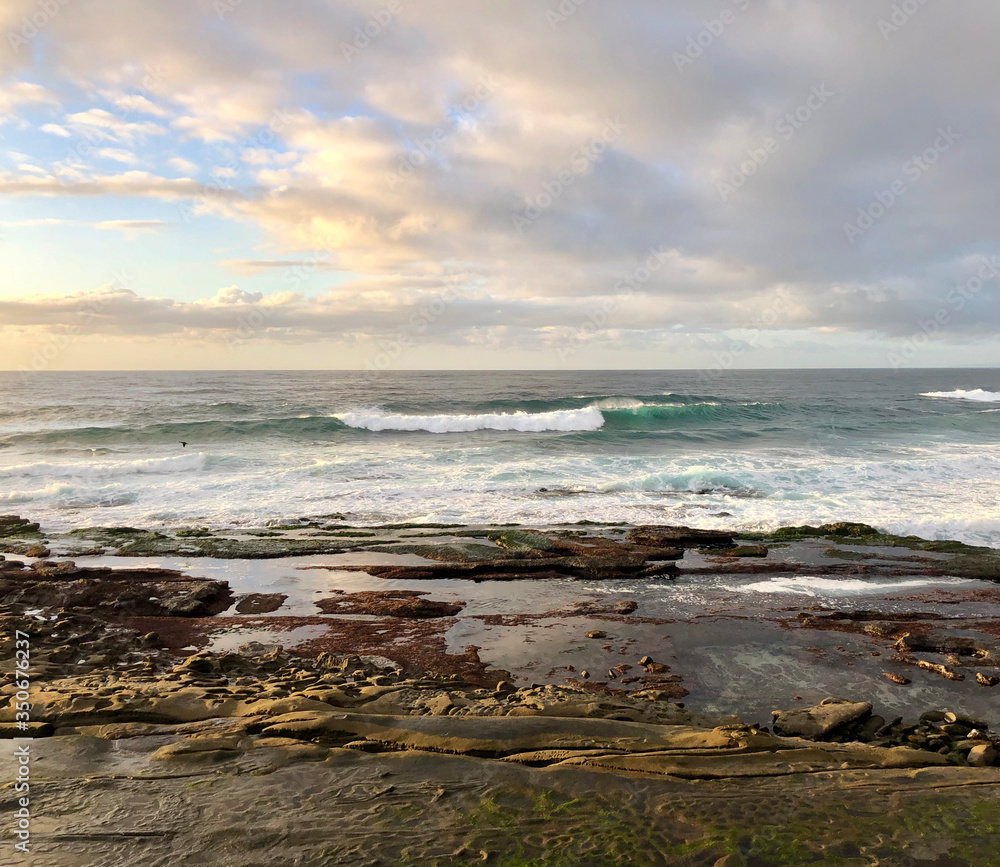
{"left": 0, "top": 516, "right": 41, "bottom": 538}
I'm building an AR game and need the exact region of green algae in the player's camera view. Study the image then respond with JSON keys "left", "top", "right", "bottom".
{"left": 946, "top": 551, "right": 1000, "bottom": 582}
{"left": 418, "top": 786, "right": 1000, "bottom": 866}
{"left": 64, "top": 526, "right": 347, "bottom": 559}
{"left": 822, "top": 547, "right": 870, "bottom": 561}
{"left": 486, "top": 530, "right": 555, "bottom": 552}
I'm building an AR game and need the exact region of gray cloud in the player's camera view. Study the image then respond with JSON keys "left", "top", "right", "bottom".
{"left": 2, "top": 0, "right": 1000, "bottom": 359}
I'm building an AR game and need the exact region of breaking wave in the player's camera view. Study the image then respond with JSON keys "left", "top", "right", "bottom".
{"left": 921, "top": 388, "right": 1000, "bottom": 402}
{"left": 334, "top": 407, "right": 606, "bottom": 433}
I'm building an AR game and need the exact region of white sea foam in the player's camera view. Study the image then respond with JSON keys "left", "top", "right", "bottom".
{"left": 593, "top": 398, "right": 646, "bottom": 410}
{"left": 729, "top": 576, "right": 972, "bottom": 597}
{"left": 0, "top": 453, "right": 207, "bottom": 479}
{"left": 921, "top": 388, "right": 1000, "bottom": 402}
{"left": 335, "top": 407, "right": 605, "bottom": 433}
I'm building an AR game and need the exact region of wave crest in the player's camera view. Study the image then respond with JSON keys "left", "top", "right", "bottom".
{"left": 921, "top": 388, "right": 1000, "bottom": 402}
{"left": 334, "top": 407, "right": 605, "bottom": 433}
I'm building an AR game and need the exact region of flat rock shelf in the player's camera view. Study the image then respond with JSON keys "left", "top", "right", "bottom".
{"left": 2, "top": 515, "right": 999, "bottom": 865}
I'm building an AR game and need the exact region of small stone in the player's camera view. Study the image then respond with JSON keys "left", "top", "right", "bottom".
{"left": 883, "top": 672, "right": 911, "bottom": 685}
{"left": 772, "top": 699, "right": 872, "bottom": 739}
{"left": 181, "top": 655, "right": 216, "bottom": 674}
{"left": 976, "top": 673, "right": 999, "bottom": 687}
{"left": 586, "top": 630, "right": 607, "bottom": 639}
{"left": 580, "top": 670, "right": 590, "bottom": 679}
{"left": 140, "top": 632, "right": 159, "bottom": 647}
{"left": 968, "top": 744, "right": 997, "bottom": 767}
{"left": 638, "top": 656, "right": 653, "bottom": 666}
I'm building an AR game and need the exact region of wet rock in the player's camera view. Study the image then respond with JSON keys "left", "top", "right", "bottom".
{"left": 0, "top": 516, "right": 41, "bottom": 538}
{"left": 883, "top": 672, "right": 911, "bottom": 685}
{"left": 585, "top": 631, "right": 607, "bottom": 640}
{"left": 316, "top": 590, "right": 463, "bottom": 618}
{"left": 895, "top": 632, "right": 981, "bottom": 655}
{"left": 615, "top": 601, "right": 638, "bottom": 614}
{"left": 944, "top": 711, "right": 987, "bottom": 729}
{"left": 708, "top": 545, "right": 769, "bottom": 558}
{"left": 860, "top": 716, "right": 886, "bottom": 739}
{"left": 895, "top": 656, "right": 966, "bottom": 681}
{"left": 977, "top": 673, "right": 999, "bottom": 687}
{"left": 24, "top": 544, "right": 50, "bottom": 558}
{"left": 235, "top": 593, "right": 288, "bottom": 614}
{"left": 643, "top": 662, "right": 671, "bottom": 674}
{"left": 772, "top": 699, "right": 872, "bottom": 740}
{"left": 627, "top": 525, "right": 735, "bottom": 548}
{"left": 638, "top": 656, "right": 653, "bottom": 666}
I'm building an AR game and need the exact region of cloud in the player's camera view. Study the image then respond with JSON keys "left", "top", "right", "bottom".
{"left": 166, "top": 156, "right": 198, "bottom": 173}
{"left": 64, "top": 108, "right": 166, "bottom": 143}
{"left": 0, "top": 170, "right": 238, "bottom": 201}
{"left": 98, "top": 148, "right": 140, "bottom": 164}
{"left": 0, "top": 82, "right": 57, "bottom": 120}
{"left": 0, "top": 0, "right": 999, "bottom": 364}
{"left": 0, "top": 218, "right": 167, "bottom": 234}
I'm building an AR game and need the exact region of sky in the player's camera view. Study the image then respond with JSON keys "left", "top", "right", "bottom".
{"left": 0, "top": 0, "right": 998, "bottom": 371}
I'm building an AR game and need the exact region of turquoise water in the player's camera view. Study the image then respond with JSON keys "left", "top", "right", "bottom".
{"left": 1, "top": 369, "right": 998, "bottom": 543}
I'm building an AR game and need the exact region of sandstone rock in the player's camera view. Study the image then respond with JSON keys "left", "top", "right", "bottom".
{"left": 977, "top": 673, "right": 999, "bottom": 687}
{"left": 151, "top": 733, "right": 247, "bottom": 762}
{"left": 585, "top": 630, "right": 607, "bottom": 639}
{"left": 968, "top": 744, "right": 997, "bottom": 767}
{"left": 0, "top": 722, "right": 53, "bottom": 738}
{"left": 772, "top": 699, "right": 872, "bottom": 739}
{"left": 883, "top": 672, "right": 911, "bottom": 685}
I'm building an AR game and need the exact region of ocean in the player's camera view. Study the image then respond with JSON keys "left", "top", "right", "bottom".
{"left": 1, "top": 369, "right": 998, "bottom": 544}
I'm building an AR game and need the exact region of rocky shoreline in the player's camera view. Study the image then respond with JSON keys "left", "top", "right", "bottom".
{"left": 2, "top": 514, "right": 1000, "bottom": 864}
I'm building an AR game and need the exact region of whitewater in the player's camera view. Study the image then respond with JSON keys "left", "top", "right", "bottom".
{"left": 1, "top": 369, "right": 998, "bottom": 546}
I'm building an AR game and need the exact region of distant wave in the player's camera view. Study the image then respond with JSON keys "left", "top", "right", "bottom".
{"left": 334, "top": 407, "right": 605, "bottom": 433}
{"left": 1, "top": 399, "right": 789, "bottom": 444}
{"left": 921, "top": 388, "right": 1000, "bottom": 402}
{"left": 0, "top": 453, "right": 206, "bottom": 480}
